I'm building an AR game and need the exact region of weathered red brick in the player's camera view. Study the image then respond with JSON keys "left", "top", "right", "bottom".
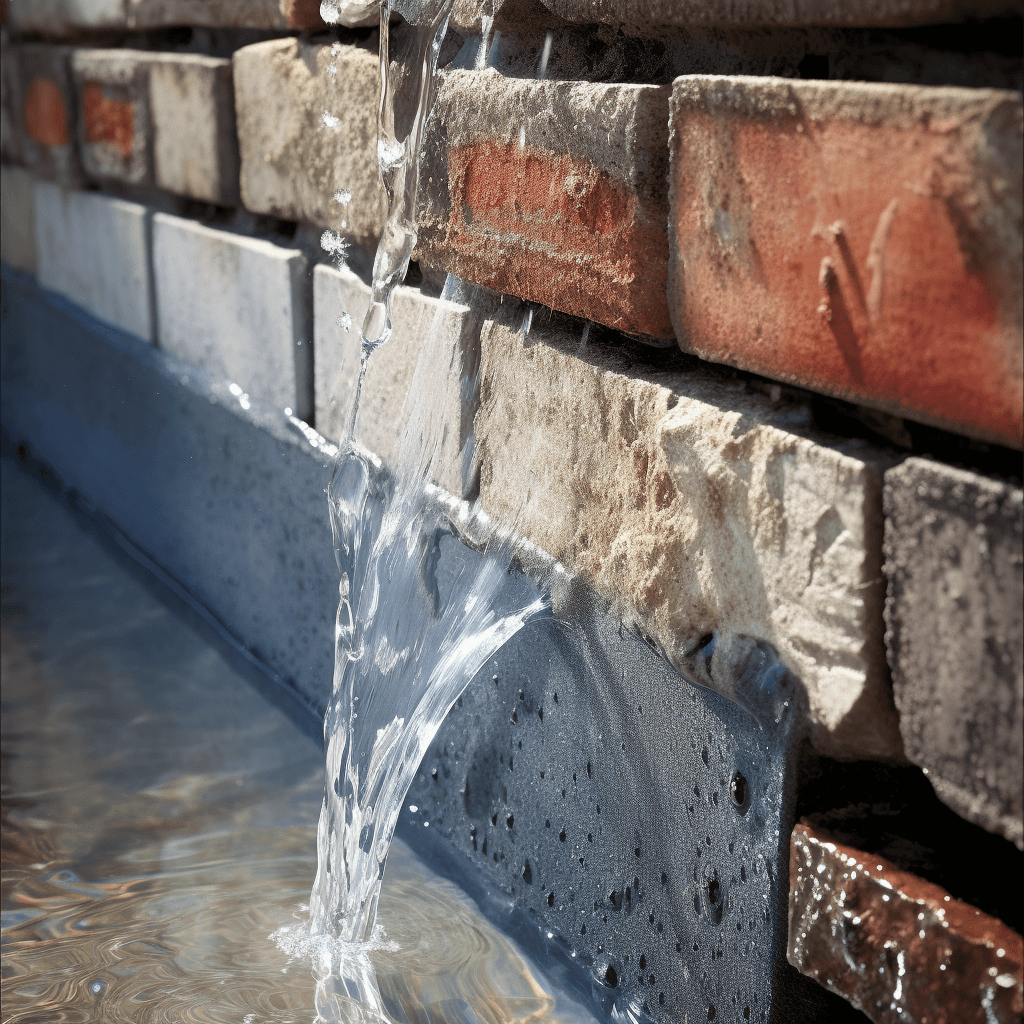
{"left": 82, "top": 81, "right": 134, "bottom": 159}
{"left": 417, "top": 72, "right": 674, "bottom": 340}
{"left": 23, "top": 78, "right": 70, "bottom": 148}
{"left": 789, "top": 820, "right": 1024, "bottom": 1023}
{"left": 669, "top": 77, "right": 1023, "bottom": 449}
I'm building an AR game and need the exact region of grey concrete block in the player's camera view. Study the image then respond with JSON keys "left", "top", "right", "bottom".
{"left": 34, "top": 181, "right": 154, "bottom": 342}
{"left": 1, "top": 166, "right": 37, "bottom": 274}
{"left": 232, "top": 37, "right": 383, "bottom": 244}
{"left": 70, "top": 48, "right": 156, "bottom": 186}
{"left": 0, "top": 266, "right": 337, "bottom": 716}
{"left": 153, "top": 213, "right": 312, "bottom": 421}
{"left": 128, "top": 0, "right": 323, "bottom": 30}
{"left": 884, "top": 457, "right": 1024, "bottom": 849}
{"left": 12, "top": 44, "right": 83, "bottom": 187}
{"left": 149, "top": 54, "right": 240, "bottom": 205}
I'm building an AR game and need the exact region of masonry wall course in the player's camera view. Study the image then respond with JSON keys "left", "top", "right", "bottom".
{"left": 537, "top": 0, "right": 1022, "bottom": 30}
{"left": 789, "top": 820, "right": 1023, "bottom": 1023}
{"left": 883, "top": 457, "right": 1024, "bottom": 849}
{"left": 1, "top": 166, "right": 38, "bottom": 274}
{"left": 233, "top": 37, "right": 384, "bottom": 246}
{"left": 6, "top": 0, "right": 128, "bottom": 37}
{"left": 668, "top": 76, "right": 1024, "bottom": 449}
{"left": 34, "top": 181, "right": 154, "bottom": 341}
{"left": 2, "top": 34, "right": 25, "bottom": 166}
{"left": 152, "top": 213, "right": 313, "bottom": 420}
{"left": 13, "top": 44, "right": 83, "bottom": 186}
{"left": 148, "top": 53, "right": 240, "bottom": 205}
{"left": 416, "top": 70, "right": 674, "bottom": 340}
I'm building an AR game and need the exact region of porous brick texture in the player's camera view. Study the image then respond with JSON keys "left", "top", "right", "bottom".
{"left": 152, "top": 213, "right": 313, "bottom": 420}
{"left": 314, "top": 262, "right": 486, "bottom": 498}
{"left": 884, "top": 457, "right": 1024, "bottom": 850}
{"left": 233, "top": 38, "right": 384, "bottom": 245}
{"left": 538, "top": 0, "right": 1020, "bottom": 30}
{"left": 13, "top": 44, "right": 82, "bottom": 186}
{"left": 34, "top": 182, "right": 154, "bottom": 342}
{"left": 148, "top": 54, "right": 240, "bottom": 205}
{"left": 5, "top": 0, "right": 324, "bottom": 35}
{"left": 669, "top": 77, "right": 1023, "bottom": 449}
{"left": 416, "top": 71, "right": 674, "bottom": 339}
{"left": 1, "top": 166, "right": 38, "bottom": 274}
{"left": 70, "top": 49, "right": 156, "bottom": 185}
{"left": 789, "top": 820, "right": 1024, "bottom": 1023}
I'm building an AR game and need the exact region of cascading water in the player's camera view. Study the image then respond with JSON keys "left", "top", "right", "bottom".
{"left": 276, "top": 3, "right": 556, "bottom": 1020}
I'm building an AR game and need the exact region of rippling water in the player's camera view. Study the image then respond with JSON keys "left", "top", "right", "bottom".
{"left": 0, "top": 461, "right": 596, "bottom": 1024}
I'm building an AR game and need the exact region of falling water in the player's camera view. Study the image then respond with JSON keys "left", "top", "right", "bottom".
{"left": 277, "top": 2, "right": 558, "bottom": 1019}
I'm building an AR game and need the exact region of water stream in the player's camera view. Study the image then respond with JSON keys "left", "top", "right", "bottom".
{"left": 282, "top": 3, "right": 564, "bottom": 1019}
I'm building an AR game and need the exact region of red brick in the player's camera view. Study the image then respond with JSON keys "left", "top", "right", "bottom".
{"left": 23, "top": 77, "right": 70, "bottom": 148}
{"left": 669, "top": 77, "right": 1023, "bottom": 449}
{"left": 82, "top": 81, "right": 134, "bottom": 160}
{"left": 416, "top": 72, "right": 673, "bottom": 340}
{"left": 789, "top": 821, "right": 1023, "bottom": 1023}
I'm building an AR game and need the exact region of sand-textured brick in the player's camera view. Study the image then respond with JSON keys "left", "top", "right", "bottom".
{"left": 669, "top": 76, "right": 1023, "bottom": 448}
{"left": 152, "top": 214, "right": 313, "bottom": 421}
{"left": 884, "top": 457, "right": 1023, "bottom": 849}
{"left": 148, "top": 54, "right": 240, "bottom": 205}
{"left": 233, "top": 38, "right": 383, "bottom": 244}
{"left": 34, "top": 182, "right": 154, "bottom": 342}
{"left": 416, "top": 71, "right": 674, "bottom": 340}
{"left": 789, "top": 820, "right": 1023, "bottom": 1023}
{"left": 538, "top": 0, "right": 1018, "bottom": 30}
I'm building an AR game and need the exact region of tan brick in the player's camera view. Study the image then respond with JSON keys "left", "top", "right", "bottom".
{"left": 538, "top": 0, "right": 1019, "bottom": 30}
{"left": 789, "top": 820, "right": 1023, "bottom": 1023}
{"left": 416, "top": 71, "right": 673, "bottom": 340}
{"left": 233, "top": 37, "right": 383, "bottom": 244}
{"left": 474, "top": 309, "right": 899, "bottom": 759}
{"left": 148, "top": 54, "right": 239, "bottom": 205}
{"left": 668, "top": 76, "right": 1023, "bottom": 448}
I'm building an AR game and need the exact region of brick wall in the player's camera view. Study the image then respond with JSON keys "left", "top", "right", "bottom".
{"left": 2, "top": 1, "right": 1021, "bottom": 1020}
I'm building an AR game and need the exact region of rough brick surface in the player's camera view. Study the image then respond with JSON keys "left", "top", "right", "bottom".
{"left": 153, "top": 213, "right": 313, "bottom": 420}
{"left": 538, "top": 0, "right": 1020, "bottom": 30}
{"left": 233, "top": 38, "right": 383, "bottom": 244}
{"left": 34, "top": 182, "right": 153, "bottom": 341}
{"left": 789, "top": 820, "right": 1024, "bottom": 1023}
{"left": 669, "top": 77, "right": 1023, "bottom": 449}
{"left": 416, "top": 71, "right": 673, "bottom": 339}
{"left": 13, "top": 45, "right": 82, "bottom": 186}
{"left": 313, "top": 263, "right": 484, "bottom": 497}
{"left": 1, "top": 167, "right": 37, "bottom": 274}
{"left": 5, "top": 0, "right": 323, "bottom": 34}
{"left": 884, "top": 457, "right": 1023, "bottom": 849}
{"left": 148, "top": 54, "right": 240, "bottom": 205}
{"left": 70, "top": 49, "right": 156, "bottom": 186}
{"left": 128, "top": 0, "right": 323, "bottom": 30}
{"left": 7, "top": 0, "right": 127, "bottom": 36}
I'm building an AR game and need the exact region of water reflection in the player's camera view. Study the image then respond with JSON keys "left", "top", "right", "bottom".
{"left": 0, "top": 463, "right": 595, "bottom": 1024}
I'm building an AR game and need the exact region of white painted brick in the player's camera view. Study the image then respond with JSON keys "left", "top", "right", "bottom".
{"left": 2, "top": 166, "right": 38, "bottom": 274}
{"left": 34, "top": 181, "right": 153, "bottom": 341}
{"left": 153, "top": 213, "right": 312, "bottom": 420}
{"left": 313, "top": 262, "right": 482, "bottom": 497}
